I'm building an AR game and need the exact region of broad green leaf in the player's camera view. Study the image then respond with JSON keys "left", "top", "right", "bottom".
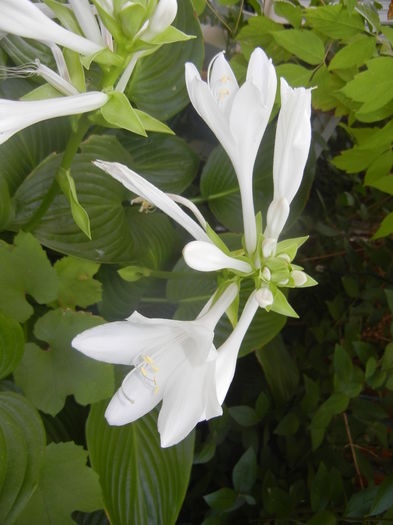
{"left": 328, "top": 35, "right": 376, "bottom": 70}
{"left": 306, "top": 510, "right": 336, "bottom": 525}
{"left": 229, "top": 406, "right": 260, "bottom": 426}
{"left": 0, "top": 392, "right": 46, "bottom": 525}
{"left": 57, "top": 168, "right": 92, "bottom": 239}
{"left": 368, "top": 175, "right": 393, "bottom": 195}
{"left": 87, "top": 402, "right": 194, "bottom": 525}
{"left": 274, "top": 412, "right": 299, "bottom": 435}
{"left": 345, "top": 486, "right": 378, "bottom": 518}
{"left": 237, "top": 16, "right": 289, "bottom": 63}
{"left": 0, "top": 312, "right": 24, "bottom": 380}
{"left": 369, "top": 475, "right": 393, "bottom": 516}
{"left": 365, "top": 151, "right": 393, "bottom": 185}
{"left": 310, "top": 393, "right": 349, "bottom": 450}
{"left": 332, "top": 146, "right": 383, "bottom": 173}
{"left": 256, "top": 336, "right": 299, "bottom": 403}
{"left": 306, "top": 4, "right": 365, "bottom": 39}
{"left": 101, "top": 92, "right": 146, "bottom": 136}
{"left": 340, "top": 57, "right": 393, "bottom": 114}
{"left": 271, "top": 30, "right": 325, "bottom": 65}
{"left": 204, "top": 488, "right": 238, "bottom": 512}
{"left": 373, "top": 211, "right": 393, "bottom": 239}
{"left": 0, "top": 231, "right": 58, "bottom": 322}
{"left": 127, "top": 0, "right": 204, "bottom": 120}
{"left": 232, "top": 448, "right": 257, "bottom": 493}
{"left": 276, "top": 63, "right": 312, "bottom": 87}
{"left": 0, "top": 177, "right": 12, "bottom": 230}
{"left": 14, "top": 309, "right": 114, "bottom": 416}
{"left": 15, "top": 442, "right": 103, "bottom": 525}
{"left": 311, "top": 67, "right": 345, "bottom": 112}
{"left": 273, "top": 2, "right": 303, "bottom": 28}
{"left": 0, "top": 35, "right": 54, "bottom": 70}
{"left": 54, "top": 256, "right": 102, "bottom": 308}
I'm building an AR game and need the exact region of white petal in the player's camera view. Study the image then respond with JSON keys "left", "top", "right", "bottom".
{"left": 255, "top": 287, "right": 273, "bottom": 308}
{"left": 69, "top": 0, "right": 103, "bottom": 45}
{"left": 292, "top": 270, "right": 307, "bottom": 286}
{"left": 215, "top": 292, "right": 259, "bottom": 405}
{"left": 0, "top": 92, "right": 108, "bottom": 145}
{"left": 183, "top": 241, "right": 252, "bottom": 273}
{"left": 0, "top": 0, "right": 103, "bottom": 55}
{"left": 94, "top": 160, "right": 211, "bottom": 243}
{"left": 105, "top": 368, "right": 163, "bottom": 425}
{"left": 208, "top": 52, "right": 239, "bottom": 112}
{"left": 246, "top": 47, "right": 277, "bottom": 122}
{"left": 141, "top": 0, "right": 177, "bottom": 41}
{"left": 273, "top": 78, "right": 312, "bottom": 204}
{"left": 71, "top": 320, "right": 177, "bottom": 365}
{"left": 198, "top": 282, "right": 238, "bottom": 329}
{"left": 264, "top": 197, "right": 290, "bottom": 240}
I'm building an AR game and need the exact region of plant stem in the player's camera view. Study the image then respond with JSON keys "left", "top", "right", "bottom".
{"left": 343, "top": 412, "right": 364, "bottom": 489}
{"left": 24, "top": 115, "right": 91, "bottom": 232}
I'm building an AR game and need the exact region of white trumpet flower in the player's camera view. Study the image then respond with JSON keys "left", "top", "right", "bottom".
{"left": 264, "top": 78, "right": 312, "bottom": 254}
{"left": 185, "top": 48, "right": 277, "bottom": 255}
{"left": 183, "top": 241, "right": 252, "bottom": 274}
{"left": 72, "top": 283, "right": 238, "bottom": 447}
{"left": 0, "top": 0, "right": 103, "bottom": 56}
{"left": 140, "top": 0, "right": 178, "bottom": 41}
{"left": 0, "top": 92, "right": 108, "bottom": 145}
{"left": 94, "top": 160, "right": 212, "bottom": 243}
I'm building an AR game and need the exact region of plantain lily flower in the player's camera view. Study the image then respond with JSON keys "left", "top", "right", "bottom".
{"left": 72, "top": 284, "right": 238, "bottom": 447}
{"left": 263, "top": 78, "right": 312, "bottom": 256}
{"left": 185, "top": 48, "right": 277, "bottom": 255}
{"left": 140, "top": 0, "right": 178, "bottom": 41}
{"left": 183, "top": 241, "right": 252, "bottom": 274}
{"left": 0, "top": 92, "right": 108, "bottom": 144}
{"left": 94, "top": 160, "right": 212, "bottom": 243}
{"left": 0, "top": 0, "right": 103, "bottom": 56}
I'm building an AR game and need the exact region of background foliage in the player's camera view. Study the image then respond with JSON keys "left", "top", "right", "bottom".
{"left": 1, "top": 0, "right": 393, "bottom": 524}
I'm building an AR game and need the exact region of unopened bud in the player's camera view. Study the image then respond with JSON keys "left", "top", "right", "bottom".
{"left": 255, "top": 287, "right": 274, "bottom": 309}
{"left": 261, "top": 266, "right": 271, "bottom": 281}
{"left": 291, "top": 270, "right": 307, "bottom": 287}
{"left": 262, "top": 238, "right": 276, "bottom": 258}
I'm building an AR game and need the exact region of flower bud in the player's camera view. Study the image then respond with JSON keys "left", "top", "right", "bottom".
{"left": 292, "top": 270, "right": 307, "bottom": 287}
{"left": 255, "top": 287, "right": 274, "bottom": 309}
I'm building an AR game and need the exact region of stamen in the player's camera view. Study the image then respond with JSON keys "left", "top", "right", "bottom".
{"left": 131, "top": 197, "right": 155, "bottom": 214}
{"left": 218, "top": 87, "right": 230, "bottom": 99}
{"left": 220, "top": 74, "right": 230, "bottom": 83}
{"left": 0, "top": 63, "right": 37, "bottom": 79}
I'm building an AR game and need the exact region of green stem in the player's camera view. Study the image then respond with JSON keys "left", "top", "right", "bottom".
{"left": 24, "top": 115, "right": 91, "bottom": 232}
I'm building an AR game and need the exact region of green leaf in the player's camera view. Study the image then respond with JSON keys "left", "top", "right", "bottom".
{"left": 0, "top": 177, "right": 11, "bottom": 230}
{"left": 54, "top": 256, "right": 102, "bottom": 308}
{"left": 127, "top": 0, "right": 203, "bottom": 120}
{"left": 368, "top": 175, "right": 393, "bottom": 195}
{"left": 310, "top": 393, "right": 349, "bottom": 450}
{"left": 0, "top": 231, "right": 58, "bottom": 322}
{"left": 274, "top": 412, "right": 299, "bottom": 436}
{"left": 271, "top": 30, "right": 325, "bottom": 65}
{"left": 373, "top": 211, "right": 393, "bottom": 239}
{"left": 273, "top": 2, "right": 303, "bottom": 28}
{"left": 0, "top": 312, "right": 24, "bottom": 380}
{"left": 306, "top": 4, "right": 365, "bottom": 39}
{"left": 56, "top": 168, "right": 92, "bottom": 239}
{"left": 328, "top": 35, "right": 376, "bottom": 70}
{"left": 14, "top": 309, "right": 114, "bottom": 416}
{"left": 101, "top": 92, "right": 146, "bottom": 136}
{"left": 270, "top": 288, "right": 299, "bottom": 318}
{"left": 345, "top": 486, "right": 378, "bottom": 518}
{"left": 340, "top": 57, "right": 393, "bottom": 114}
{"left": 118, "top": 265, "right": 152, "bottom": 282}
{"left": 232, "top": 448, "right": 257, "bottom": 493}
{"left": 229, "top": 406, "right": 260, "bottom": 427}
{"left": 134, "top": 109, "right": 174, "bottom": 134}
{"left": 369, "top": 475, "right": 393, "bottom": 516}
{"left": 385, "top": 290, "right": 393, "bottom": 315}
{"left": 256, "top": 336, "right": 299, "bottom": 404}
{"left": 147, "top": 25, "right": 194, "bottom": 44}
{"left": 0, "top": 392, "right": 46, "bottom": 525}
{"left": 15, "top": 442, "right": 103, "bottom": 525}
{"left": 306, "top": 510, "right": 336, "bottom": 525}
{"left": 204, "top": 488, "right": 238, "bottom": 512}
{"left": 276, "top": 63, "right": 312, "bottom": 87}
{"left": 87, "top": 402, "right": 194, "bottom": 525}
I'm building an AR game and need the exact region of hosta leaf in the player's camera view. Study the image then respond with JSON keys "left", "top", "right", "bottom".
{"left": 127, "top": 0, "right": 204, "bottom": 120}
{"left": 14, "top": 309, "right": 114, "bottom": 416}
{"left": 0, "top": 392, "right": 46, "bottom": 525}
{"left": 86, "top": 402, "right": 194, "bottom": 525}
{"left": 0, "top": 312, "right": 24, "bottom": 380}
{"left": 0, "top": 231, "right": 58, "bottom": 322}
{"left": 15, "top": 442, "right": 103, "bottom": 525}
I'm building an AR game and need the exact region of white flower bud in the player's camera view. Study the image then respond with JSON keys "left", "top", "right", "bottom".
{"left": 261, "top": 266, "right": 271, "bottom": 281}
{"left": 255, "top": 287, "right": 274, "bottom": 309}
{"left": 262, "top": 237, "right": 277, "bottom": 258}
{"left": 292, "top": 270, "right": 307, "bottom": 287}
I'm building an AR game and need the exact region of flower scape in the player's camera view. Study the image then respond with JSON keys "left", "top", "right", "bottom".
{"left": 72, "top": 47, "right": 316, "bottom": 448}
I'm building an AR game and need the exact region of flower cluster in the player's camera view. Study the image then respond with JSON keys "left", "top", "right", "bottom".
{"left": 0, "top": 0, "right": 181, "bottom": 143}
{"left": 72, "top": 48, "right": 315, "bottom": 447}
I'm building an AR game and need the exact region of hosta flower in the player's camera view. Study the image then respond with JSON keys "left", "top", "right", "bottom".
{"left": 185, "top": 48, "right": 277, "bottom": 255}
{"left": 0, "top": 0, "right": 103, "bottom": 56}
{"left": 140, "top": 0, "right": 178, "bottom": 41}
{"left": 72, "top": 284, "right": 238, "bottom": 447}
{"left": 0, "top": 92, "right": 108, "bottom": 144}
{"left": 263, "top": 78, "right": 312, "bottom": 256}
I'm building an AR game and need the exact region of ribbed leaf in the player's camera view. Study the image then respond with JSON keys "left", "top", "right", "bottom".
{"left": 0, "top": 312, "right": 24, "bottom": 379}
{"left": 86, "top": 402, "right": 194, "bottom": 525}
{"left": 0, "top": 392, "right": 46, "bottom": 525}
{"left": 127, "top": 0, "right": 204, "bottom": 120}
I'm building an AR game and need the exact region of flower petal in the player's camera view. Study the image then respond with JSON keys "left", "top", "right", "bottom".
{"left": 215, "top": 292, "right": 259, "bottom": 405}
{"left": 208, "top": 52, "right": 239, "bottom": 112}
{"left": 69, "top": 0, "right": 103, "bottom": 45}
{"left": 141, "top": 0, "right": 178, "bottom": 41}
{"left": 264, "top": 197, "right": 290, "bottom": 241}
{"left": 183, "top": 241, "right": 252, "bottom": 273}
{"left": 105, "top": 368, "right": 163, "bottom": 425}
{"left": 246, "top": 47, "right": 277, "bottom": 122}
{"left": 94, "top": 160, "right": 211, "bottom": 243}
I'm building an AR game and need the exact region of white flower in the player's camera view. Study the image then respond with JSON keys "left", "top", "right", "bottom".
{"left": 255, "top": 287, "right": 274, "bottom": 309}
{"left": 264, "top": 78, "right": 312, "bottom": 250}
{"left": 291, "top": 270, "right": 307, "bottom": 287}
{"left": 0, "top": 0, "right": 103, "bottom": 56}
{"left": 72, "top": 283, "right": 238, "bottom": 447}
{"left": 140, "top": 0, "right": 178, "bottom": 41}
{"left": 183, "top": 241, "right": 252, "bottom": 274}
{"left": 94, "top": 160, "right": 212, "bottom": 243}
{"left": 185, "top": 48, "right": 277, "bottom": 255}
{"left": 0, "top": 92, "right": 108, "bottom": 145}
{"left": 69, "top": 0, "right": 104, "bottom": 46}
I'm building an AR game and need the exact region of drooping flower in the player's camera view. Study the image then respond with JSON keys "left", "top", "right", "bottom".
{"left": 0, "top": 0, "right": 103, "bottom": 56}
{"left": 0, "top": 92, "right": 108, "bottom": 145}
{"left": 72, "top": 283, "right": 238, "bottom": 447}
{"left": 185, "top": 48, "right": 277, "bottom": 255}
{"left": 263, "top": 78, "right": 312, "bottom": 256}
